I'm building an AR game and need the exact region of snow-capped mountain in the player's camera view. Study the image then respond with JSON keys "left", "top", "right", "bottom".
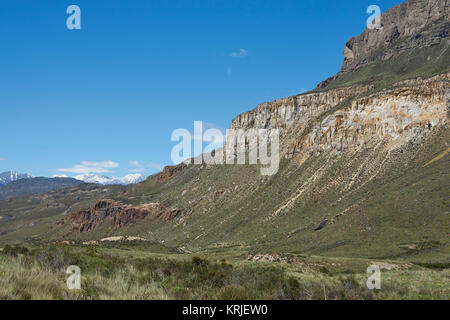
{"left": 116, "top": 174, "right": 148, "bottom": 185}
{"left": 74, "top": 173, "right": 147, "bottom": 185}
{"left": 0, "top": 171, "right": 33, "bottom": 186}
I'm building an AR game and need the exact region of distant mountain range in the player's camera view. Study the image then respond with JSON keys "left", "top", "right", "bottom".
{"left": 73, "top": 173, "right": 147, "bottom": 185}
{"left": 0, "top": 171, "right": 32, "bottom": 186}
{"left": 0, "top": 177, "right": 84, "bottom": 200}
{"left": 0, "top": 171, "right": 147, "bottom": 200}
{"left": 0, "top": 171, "right": 147, "bottom": 186}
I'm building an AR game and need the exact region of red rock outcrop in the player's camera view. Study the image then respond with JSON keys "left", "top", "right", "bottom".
{"left": 54, "top": 199, "right": 180, "bottom": 235}
{"left": 157, "top": 163, "right": 186, "bottom": 183}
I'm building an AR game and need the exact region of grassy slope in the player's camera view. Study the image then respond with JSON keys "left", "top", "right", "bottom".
{"left": 37, "top": 120, "right": 448, "bottom": 266}
{"left": 1, "top": 243, "right": 448, "bottom": 300}
{"left": 0, "top": 184, "right": 124, "bottom": 245}
{"left": 317, "top": 39, "right": 450, "bottom": 92}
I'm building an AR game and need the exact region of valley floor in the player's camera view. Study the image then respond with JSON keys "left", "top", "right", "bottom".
{"left": 0, "top": 242, "right": 448, "bottom": 300}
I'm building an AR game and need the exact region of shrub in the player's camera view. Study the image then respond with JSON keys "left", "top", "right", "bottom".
{"left": 281, "top": 277, "right": 303, "bottom": 300}
{"left": 192, "top": 256, "right": 209, "bottom": 267}
{"left": 77, "top": 278, "right": 100, "bottom": 300}
{"left": 2, "top": 244, "right": 29, "bottom": 257}
{"left": 219, "top": 285, "right": 249, "bottom": 300}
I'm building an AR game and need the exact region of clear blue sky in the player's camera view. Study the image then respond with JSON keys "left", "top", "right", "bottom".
{"left": 0, "top": 0, "right": 403, "bottom": 178}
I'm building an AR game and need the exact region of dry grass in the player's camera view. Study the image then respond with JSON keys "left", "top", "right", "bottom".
{"left": 0, "top": 246, "right": 448, "bottom": 300}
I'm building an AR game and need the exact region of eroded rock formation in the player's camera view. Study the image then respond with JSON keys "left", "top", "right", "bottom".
{"left": 157, "top": 163, "right": 187, "bottom": 183}
{"left": 231, "top": 74, "right": 448, "bottom": 158}
{"left": 341, "top": 0, "right": 449, "bottom": 74}
{"left": 55, "top": 199, "right": 180, "bottom": 234}
{"left": 317, "top": 0, "right": 449, "bottom": 88}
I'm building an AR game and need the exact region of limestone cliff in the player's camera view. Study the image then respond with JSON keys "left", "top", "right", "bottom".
{"left": 231, "top": 85, "right": 372, "bottom": 130}
{"left": 231, "top": 0, "right": 449, "bottom": 159}
{"left": 231, "top": 74, "right": 449, "bottom": 158}
{"left": 302, "top": 74, "right": 449, "bottom": 154}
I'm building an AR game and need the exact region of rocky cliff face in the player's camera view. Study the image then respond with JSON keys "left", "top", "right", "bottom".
{"left": 157, "top": 163, "right": 187, "bottom": 183}
{"left": 301, "top": 74, "right": 449, "bottom": 154}
{"left": 231, "top": 85, "right": 372, "bottom": 131}
{"left": 317, "top": 0, "right": 449, "bottom": 89}
{"left": 341, "top": 0, "right": 449, "bottom": 74}
{"left": 231, "top": 0, "right": 449, "bottom": 158}
{"left": 231, "top": 73, "right": 448, "bottom": 158}
{"left": 55, "top": 199, "right": 180, "bottom": 235}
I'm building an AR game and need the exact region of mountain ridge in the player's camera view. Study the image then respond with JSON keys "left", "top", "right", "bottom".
{"left": 316, "top": 0, "right": 449, "bottom": 89}
{"left": 0, "top": 177, "right": 85, "bottom": 200}
{"left": 0, "top": 171, "right": 32, "bottom": 186}
{"left": 74, "top": 173, "right": 147, "bottom": 185}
